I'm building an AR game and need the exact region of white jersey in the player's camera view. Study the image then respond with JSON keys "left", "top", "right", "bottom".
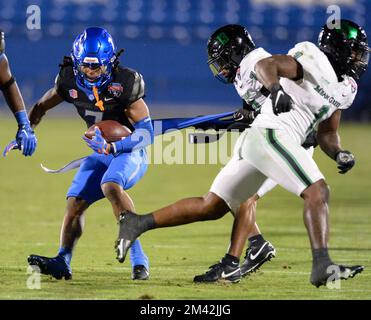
{"left": 233, "top": 47, "right": 271, "bottom": 111}
{"left": 252, "top": 41, "right": 358, "bottom": 144}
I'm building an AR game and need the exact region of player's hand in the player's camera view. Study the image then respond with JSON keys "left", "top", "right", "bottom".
{"left": 233, "top": 108, "right": 257, "bottom": 124}
{"left": 3, "top": 124, "right": 37, "bottom": 157}
{"left": 16, "top": 124, "right": 37, "bottom": 156}
{"left": 269, "top": 84, "right": 293, "bottom": 115}
{"left": 335, "top": 150, "right": 355, "bottom": 174}
{"left": 83, "top": 127, "right": 112, "bottom": 155}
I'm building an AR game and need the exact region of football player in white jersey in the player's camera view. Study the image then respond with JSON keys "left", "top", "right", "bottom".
{"left": 114, "top": 25, "right": 289, "bottom": 278}
{"left": 219, "top": 19, "right": 368, "bottom": 287}
{"left": 113, "top": 24, "right": 312, "bottom": 280}
{"left": 115, "top": 20, "right": 367, "bottom": 287}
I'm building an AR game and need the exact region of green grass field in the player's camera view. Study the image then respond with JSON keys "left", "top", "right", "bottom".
{"left": 0, "top": 117, "right": 370, "bottom": 300}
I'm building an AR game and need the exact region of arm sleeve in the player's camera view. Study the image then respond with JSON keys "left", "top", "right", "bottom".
{"left": 111, "top": 116, "right": 154, "bottom": 155}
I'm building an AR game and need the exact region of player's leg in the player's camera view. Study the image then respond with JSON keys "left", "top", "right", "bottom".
{"left": 300, "top": 180, "right": 363, "bottom": 286}
{"left": 101, "top": 149, "right": 150, "bottom": 279}
{"left": 238, "top": 146, "right": 314, "bottom": 276}
{"left": 238, "top": 179, "right": 278, "bottom": 276}
{"left": 58, "top": 196, "right": 90, "bottom": 261}
{"left": 194, "top": 155, "right": 275, "bottom": 281}
{"left": 238, "top": 127, "right": 363, "bottom": 286}
{"left": 115, "top": 149, "right": 268, "bottom": 265}
{"left": 192, "top": 158, "right": 266, "bottom": 283}
{"left": 147, "top": 192, "right": 230, "bottom": 227}
{"left": 28, "top": 153, "right": 109, "bottom": 280}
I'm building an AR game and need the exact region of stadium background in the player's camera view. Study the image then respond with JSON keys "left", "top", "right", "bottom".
{"left": 0, "top": 0, "right": 370, "bottom": 120}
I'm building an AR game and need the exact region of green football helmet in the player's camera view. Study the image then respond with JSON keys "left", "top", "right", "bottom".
{"left": 207, "top": 24, "right": 256, "bottom": 84}
{"left": 318, "top": 19, "right": 370, "bottom": 80}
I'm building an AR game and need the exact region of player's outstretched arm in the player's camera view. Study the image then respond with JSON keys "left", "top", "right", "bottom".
{"left": 0, "top": 55, "right": 38, "bottom": 157}
{"left": 0, "top": 55, "right": 26, "bottom": 114}
{"left": 317, "top": 110, "right": 355, "bottom": 174}
{"left": 29, "top": 87, "right": 64, "bottom": 129}
{"left": 255, "top": 55, "right": 303, "bottom": 115}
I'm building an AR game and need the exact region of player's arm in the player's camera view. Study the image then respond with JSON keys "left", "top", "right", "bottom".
{"left": 317, "top": 110, "right": 355, "bottom": 174}
{"left": 29, "top": 87, "right": 64, "bottom": 129}
{"left": 1, "top": 53, "right": 37, "bottom": 157}
{"left": 110, "top": 98, "right": 154, "bottom": 154}
{"left": 317, "top": 109, "right": 342, "bottom": 158}
{"left": 0, "top": 55, "right": 26, "bottom": 114}
{"left": 83, "top": 98, "right": 154, "bottom": 155}
{"left": 255, "top": 55, "right": 303, "bottom": 114}
{"left": 255, "top": 55, "right": 303, "bottom": 88}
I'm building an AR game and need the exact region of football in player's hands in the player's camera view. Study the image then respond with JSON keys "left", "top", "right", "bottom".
{"left": 84, "top": 120, "right": 132, "bottom": 142}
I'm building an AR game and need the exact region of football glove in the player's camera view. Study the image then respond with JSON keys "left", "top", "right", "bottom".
{"left": 302, "top": 130, "right": 318, "bottom": 149}
{"left": 3, "top": 123, "right": 37, "bottom": 157}
{"left": 335, "top": 150, "right": 355, "bottom": 174}
{"left": 233, "top": 108, "right": 257, "bottom": 124}
{"left": 83, "top": 127, "right": 112, "bottom": 155}
{"left": 269, "top": 83, "right": 293, "bottom": 115}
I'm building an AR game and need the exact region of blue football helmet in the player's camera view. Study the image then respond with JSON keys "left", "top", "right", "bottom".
{"left": 71, "top": 27, "right": 116, "bottom": 91}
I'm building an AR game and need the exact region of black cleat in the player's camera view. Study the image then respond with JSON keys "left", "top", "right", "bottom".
{"left": 132, "top": 265, "right": 150, "bottom": 280}
{"left": 240, "top": 241, "right": 276, "bottom": 277}
{"left": 311, "top": 264, "right": 364, "bottom": 288}
{"left": 116, "top": 211, "right": 142, "bottom": 263}
{"left": 28, "top": 254, "right": 72, "bottom": 280}
{"left": 193, "top": 261, "right": 241, "bottom": 283}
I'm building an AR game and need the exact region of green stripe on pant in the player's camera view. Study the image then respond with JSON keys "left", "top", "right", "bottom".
{"left": 266, "top": 129, "right": 312, "bottom": 187}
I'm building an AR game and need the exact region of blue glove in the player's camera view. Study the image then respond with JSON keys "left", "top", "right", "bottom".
{"left": 3, "top": 111, "right": 37, "bottom": 157}
{"left": 111, "top": 116, "right": 154, "bottom": 155}
{"left": 82, "top": 127, "right": 112, "bottom": 155}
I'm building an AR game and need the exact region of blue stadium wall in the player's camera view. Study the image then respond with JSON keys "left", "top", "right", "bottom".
{"left": 0, "top": 0, "right": 369, "bottom": 120}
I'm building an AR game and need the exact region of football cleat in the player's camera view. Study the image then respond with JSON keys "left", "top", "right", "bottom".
{"left": 27, "top": 254, "right": 72, "bottom": 280}
{"left": 240, "top": 241, "right": 276, "bottom": 277}
{"left": 116, "top": 211, "right": 142, "bottom": 263}
{"left": 132, "top": 265, "right": 149, "bottom": 280}
{"left": 193, "top": 261, "right": 241, "bottom": 283}
{"left": 311, "top": 264, "right": 364, "bottom": 288}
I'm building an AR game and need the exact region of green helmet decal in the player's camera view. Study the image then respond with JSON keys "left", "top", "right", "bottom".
{"left": 348, "top": 27, "right": 359, "bottom": 39}
{"left": 216, "top": 32, "right": 230, "bottom": 45}
{"left": 336, "top": 21, "right": 359, "bottom": 40}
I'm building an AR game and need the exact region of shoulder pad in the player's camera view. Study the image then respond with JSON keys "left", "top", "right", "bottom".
{"left": 113, "top": 66, "right": 145, "bottom": 105}
{"left": 59, "top": 56, "right": 73, "bottom": 68}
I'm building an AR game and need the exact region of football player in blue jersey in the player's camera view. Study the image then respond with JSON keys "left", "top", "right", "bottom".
{"left": 1, "top": 30, "right": 37, "bottom": 157}
{"left": 27, "top": 27, "right": 153, "bottom": 280}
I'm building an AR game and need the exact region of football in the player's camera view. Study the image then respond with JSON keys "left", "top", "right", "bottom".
{"left": 84, "top": 120, "right": 132, "bottom": 142}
